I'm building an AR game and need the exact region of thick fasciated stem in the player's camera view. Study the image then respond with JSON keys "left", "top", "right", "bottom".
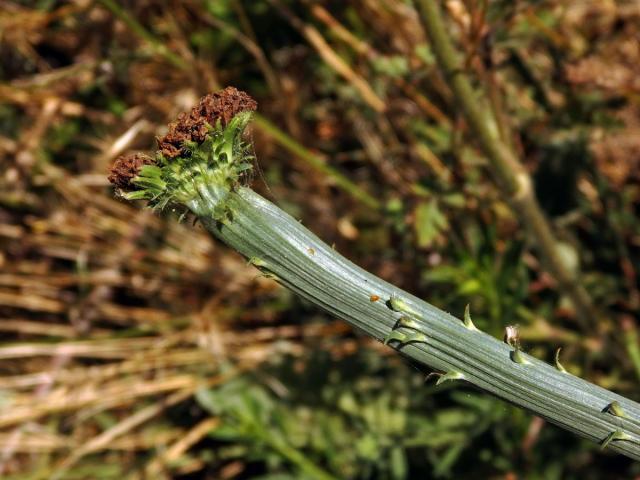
{"left": 109, "top": 87, "right": 639, "bottom": 462}
{"left": 189, "top": 187, "right": 640, "bottom": 461}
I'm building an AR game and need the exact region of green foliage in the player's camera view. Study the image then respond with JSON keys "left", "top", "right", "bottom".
{"left": 414, "top": 199, "right": 448, "bottom": 248}
{"left": 194, "top": 351, "right": 535, "bottom": 479}
{"left": 370, "top": 56, "right": 409, "bottom": 78}
{"left": 423, "top": 226, "right": 529, "bottom": 332}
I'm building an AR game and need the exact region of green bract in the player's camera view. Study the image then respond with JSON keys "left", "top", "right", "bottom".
{"left": 126, "top": 111, "right": 254, "bottom": 219}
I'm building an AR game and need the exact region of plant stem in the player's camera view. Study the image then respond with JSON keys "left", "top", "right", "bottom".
{"left": 266, "top": 0, "right": 386, "bottom": 112}
{"left": 623, "top": 320, "right": 640, "bottom": 381}
{"left": 111, "top": 87, "right": 640, "bottom": 459}
{"left": 188, "top": 186, "right": 640, "bottom": 461}
{"left": 97, "top": 0, "right": 187, "bottom": 70}
{"left": 414, "top": 0, "right": 598, "bottom": 329}
{"left": 267, "top": 437, "right": 338, "bottom": 480}
{"left": 253, "top": 114, "right": 383, "bottom": 211}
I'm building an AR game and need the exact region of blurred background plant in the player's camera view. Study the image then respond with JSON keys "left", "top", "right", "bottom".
{"left": 1, "top": 0, "right": 639, "bottom": 478}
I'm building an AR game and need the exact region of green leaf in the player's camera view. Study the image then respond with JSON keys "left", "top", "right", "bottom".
{"left": 414, "top": 199, "right": 448, "bottom": 248}
{"left": 390, "top": 446, "right": 408, "bottom": 480}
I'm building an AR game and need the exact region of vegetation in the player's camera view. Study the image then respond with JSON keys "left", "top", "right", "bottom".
{"left": 109, "top": 85, "right": 640, "bottom": 463}
{"left": 1, "top": 1, "right": 640, "bottom": 478}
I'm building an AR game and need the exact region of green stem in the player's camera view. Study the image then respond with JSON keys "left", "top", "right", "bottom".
{"left": 415, "top": 0, "right": 598, "bottom": 329}
{"left": 253, "top": 114, "right": 383, "bottom": 211}
{"left": 106, "top": 30, "right": 636, "bottom": 459}
{"left": 97, "top": 0, "right": 187, "bottom": 70}
{"left": 267, "top": 437, "right": 338, "bottom": 480}
{"left": 624, "top": 323, "right": 640, "bottom": 381}
{"left": 188, "top": 186, "right": 640, "bottom": 461}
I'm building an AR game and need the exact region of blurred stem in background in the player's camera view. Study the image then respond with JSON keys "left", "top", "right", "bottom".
{"left": 265, "top": 0, "right": 386, "bottom": 113}
{"left": 253, "top": 114, "right": 382, "bottom": 211}
{"left": 97, "top": 0, "right": 187, "bottom": 70}
{"left": 304, "top": 1, "right": 450, "bottom": 126}
{"left": 415, "top": 0, "right": 599, "bottom": 330}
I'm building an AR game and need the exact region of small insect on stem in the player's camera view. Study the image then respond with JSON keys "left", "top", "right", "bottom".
{"left": 370, "top": 294, "right": 380, "bottom": 302}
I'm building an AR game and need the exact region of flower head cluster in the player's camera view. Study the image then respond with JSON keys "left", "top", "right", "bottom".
{"left": 109, "top": 87, "right": 257, "bottom": 217}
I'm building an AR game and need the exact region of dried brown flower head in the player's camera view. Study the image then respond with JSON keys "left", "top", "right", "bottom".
{"left": 157, "top": 87, "right": 257, "bottom": 159}
{"left": 108, "top": 153, "right": 156, "bottom": 190}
